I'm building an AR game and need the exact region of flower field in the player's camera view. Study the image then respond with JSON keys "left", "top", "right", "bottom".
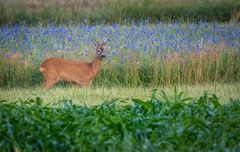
{"left": 0, "top": 22, "right": 239, "bottom": 53}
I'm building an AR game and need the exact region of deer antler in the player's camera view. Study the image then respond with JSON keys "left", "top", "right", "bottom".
{"left": 91, "top": 41, "right": 100, "bottom": 47}
{"left": 101, "top": 38, "right": 107, "bottom": 46}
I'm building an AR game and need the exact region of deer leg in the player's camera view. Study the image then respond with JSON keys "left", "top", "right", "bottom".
{"left": 81, "top": 81, "right": 92, "bottom": 88}
{"left": 42, "top": 80, "right": 58, "bottom": 89}
{"left": 41, "top": 74, "right": 59, "bottom": 89}
{"left": 75, "top": 80, "right": 89, "bottom": 88}
{"left": 41, "top": 81, "right": 48, "bottom": 88}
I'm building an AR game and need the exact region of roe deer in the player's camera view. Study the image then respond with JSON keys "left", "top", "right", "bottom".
{"left": 39, "top": 41, "right": 107, "bottom": 89}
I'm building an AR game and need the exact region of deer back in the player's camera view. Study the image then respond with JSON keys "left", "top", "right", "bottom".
{"left": 40, "top": 58, "right": 96, "bottom": 82}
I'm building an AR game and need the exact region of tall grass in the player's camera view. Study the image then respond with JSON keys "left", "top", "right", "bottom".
{"left": 0, "top": 0, "right": 239, "bottom": 25}
{"left": 0, "top": 92, "right": 240, "bottom": 151}
{"left": 75, "top": 45, "right": 240, "bottom": 86}
{"left": 97, "top": 46, "right": 240, "bottom": 87}
{"left": 0, "top": 44, "right": 239, "bottom": 87}
{"left": 0, "top": 55, "right": 41, "bottom": 87}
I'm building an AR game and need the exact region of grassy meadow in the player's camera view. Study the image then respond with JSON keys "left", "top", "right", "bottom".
{"left": 0, "top": 0, "right": 240, "bottom": 151}
{"left": 0, "top": 83, "right": 239, "bottom": 105}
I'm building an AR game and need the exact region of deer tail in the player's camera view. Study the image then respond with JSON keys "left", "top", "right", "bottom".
{"left": 39, "top": 65, "right": 46, "bottom": 72}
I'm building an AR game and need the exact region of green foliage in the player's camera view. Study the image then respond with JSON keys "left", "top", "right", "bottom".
{"left": 0, "top": 93, "right": 240, "bottom": 151}
{"left": 159, "top": 86, "right": 192, "bottom": 103}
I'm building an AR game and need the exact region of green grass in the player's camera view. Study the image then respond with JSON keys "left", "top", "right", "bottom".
{"left": 0, "top": 83, "right": 239, "bottom": 105}
{"left": 0, "top": 91, "right": 240, "bottom": 151}
{"left": 0, "top": 0, "right": 239, "bottom": 25}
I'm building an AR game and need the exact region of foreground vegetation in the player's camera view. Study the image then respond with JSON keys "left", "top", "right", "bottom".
{"left": 0, "top": 92, "right": 240, "bottom": 151}
{"left": 0, "top": 0, "right": 239, "bottom": 25}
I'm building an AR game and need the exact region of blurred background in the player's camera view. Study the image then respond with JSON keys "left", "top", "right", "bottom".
{"left": 0, "top": 0, "right": 239, "bottom": 25}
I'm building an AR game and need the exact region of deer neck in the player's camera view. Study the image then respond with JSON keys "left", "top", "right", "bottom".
{"left": 90, "top": 57, "right": 103, "bottom": 78}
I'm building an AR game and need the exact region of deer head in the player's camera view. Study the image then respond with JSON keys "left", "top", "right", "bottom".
{"left": 93, "top": 40, "right": 107, "bottom": 60}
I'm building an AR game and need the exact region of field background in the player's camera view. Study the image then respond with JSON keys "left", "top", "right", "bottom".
{"left": 0, "top": 0, "right": 239, "bottom": 25}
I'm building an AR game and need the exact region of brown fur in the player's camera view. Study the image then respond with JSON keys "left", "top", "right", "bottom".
{"left": 40, "top": 42, "right": 106, "bottom": 89}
